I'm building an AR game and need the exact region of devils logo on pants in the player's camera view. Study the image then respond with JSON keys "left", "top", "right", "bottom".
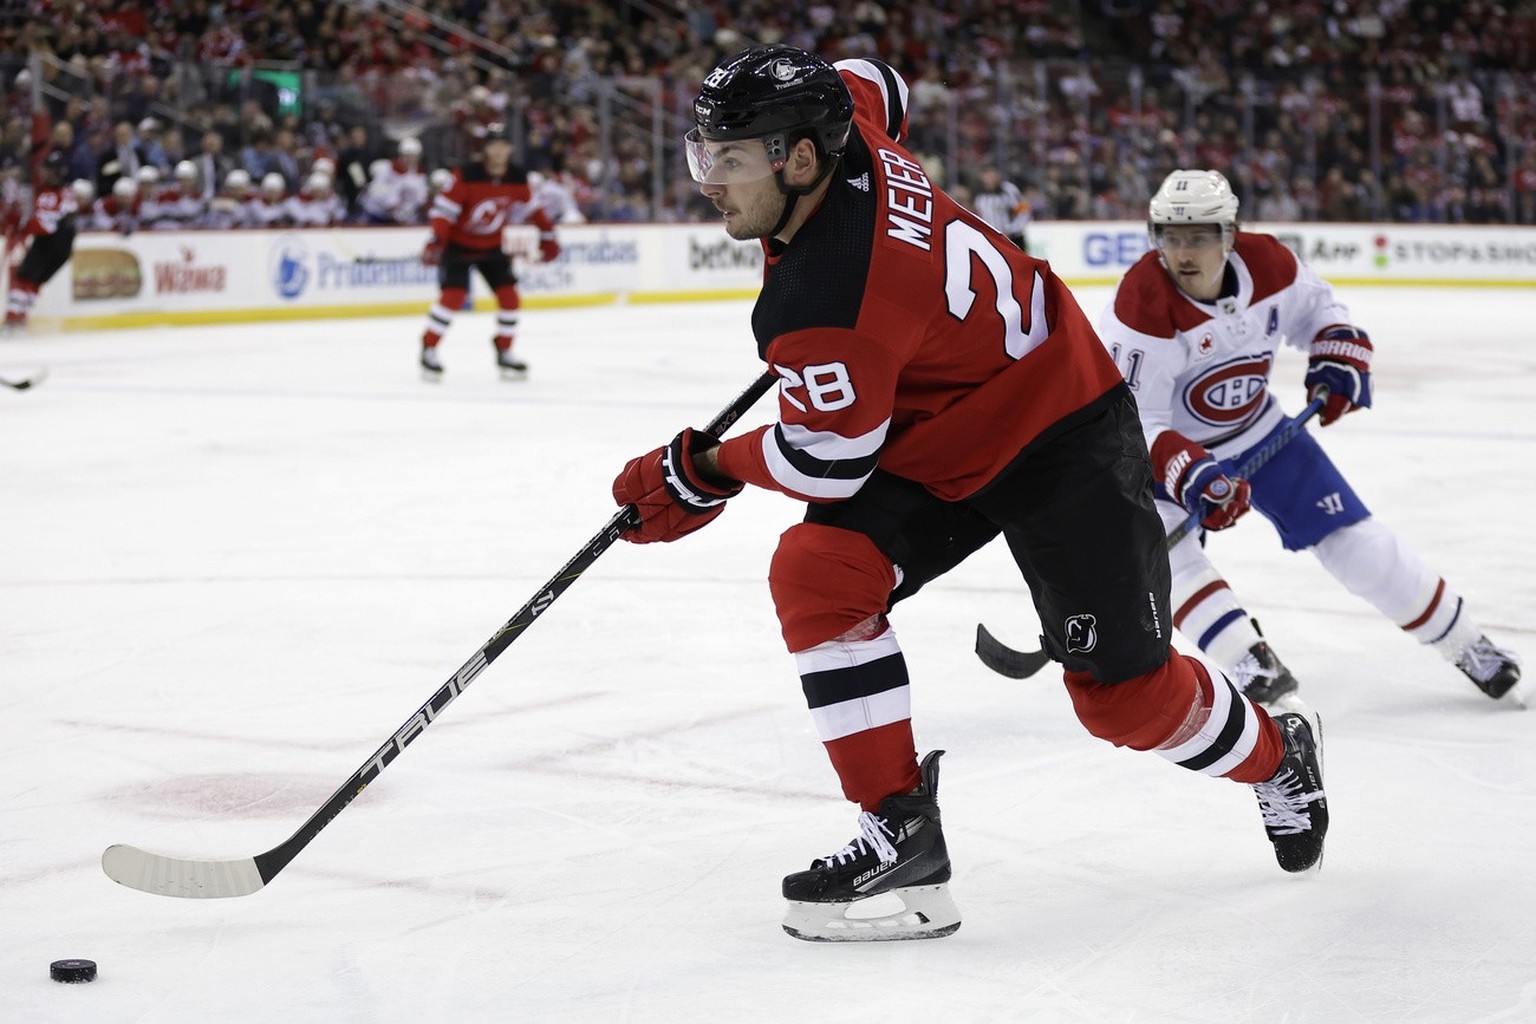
{"left": 1065, "top": 614, "right": 1098, "bottom": 654}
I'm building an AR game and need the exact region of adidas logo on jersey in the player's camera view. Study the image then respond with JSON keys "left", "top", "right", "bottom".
{"left": 846, "top": 172, "right": 870, "bottom": 192}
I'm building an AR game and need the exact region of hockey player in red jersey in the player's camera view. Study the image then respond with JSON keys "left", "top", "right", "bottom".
{"left": 418, "top": 122, "right": 560, "bottom": 381}
{"left": 610, "top": 46, "right": 1330, "bottom": 942}
{"left": 1099, "top": 169, "right": 1521, "bottom": 707}
{"left": 5, "top": 151, "right": 77, "bottom": 331}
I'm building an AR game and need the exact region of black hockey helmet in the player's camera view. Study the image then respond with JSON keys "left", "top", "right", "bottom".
{"left": 40, "top": 149, "right": 67, "bottom": 178}
{"left": 482, "top": 122, "right": 509, "bottom": 143}
{"left": 691, "top": 45, "right": 853, "bottom": 167}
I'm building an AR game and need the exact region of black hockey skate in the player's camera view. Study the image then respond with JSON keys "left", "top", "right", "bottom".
{"left": 1234, "top": 640, "right": 1300, "bottom": 706}
{"left": 782, "top": 750, "right": 960, "bottom": 942}
{"left": 420, "top": 346, "right": 443, "bottom": 381}
{"left": 1253, "top": 712, "right": 1328, "bottom": 874}
{"left": 495, "top": 348, "right": 528, "bottom": 381}
{"left": 1455, "top": 635, "right": 1522, "bottom": 700}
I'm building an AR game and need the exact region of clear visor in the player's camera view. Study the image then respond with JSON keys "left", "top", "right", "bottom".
{"left": 684, "top": 128, "right": 783, "bottom": 185}
{"left": 1152, "top": 223, "right": 1233, "bottom": 252}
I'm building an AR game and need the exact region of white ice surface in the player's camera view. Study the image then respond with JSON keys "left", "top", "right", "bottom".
{"left": 2, "top": 287, "right": 1534, "bottom": 1023}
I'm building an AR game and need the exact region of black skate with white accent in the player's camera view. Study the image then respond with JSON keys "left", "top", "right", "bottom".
{"left": 1235, "top": 640, "right": 1300, "bottom": 707}
{"left": 1456, "top": 635, "right": 1522, "bottom": 701}
{"left": 496, "top": 348, "right": 528, "bottom": 381}
{"left": 1253, "top": 712, "right": 1328, "bottom": 874}
{"left": 420, "top": 346, "right": 443, "bottom": 382}
{"left": 782, "top": 750, "right": 960, "bottom": 942}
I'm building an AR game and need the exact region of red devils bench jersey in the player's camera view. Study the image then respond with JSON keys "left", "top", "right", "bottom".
{"left": 715, "top": 59, "right": 1123, "bottom": 502}
{"left": 429, "top": 161, "right": 555, "bottom": 254}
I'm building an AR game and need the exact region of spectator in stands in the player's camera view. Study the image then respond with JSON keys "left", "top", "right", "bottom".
{"left": 1255, "top": 180, "right": 1303, "bottom": 222}
{"left": 98, "top": 120, "right": 148, "bottom": 197}
{"left": 137, "top": 117, "right": 170, "bottom": 173}
{"left": 192, "top": 130, "right": 231, "bottom": 202}
{"left": 270, "top": 127, "right": 304, "bottom": 190}
{"left": 335, "top": 124, "right": 377, "bottom": 212}
{"left": 239, "top": 129, "right": 279, "bottom": 183}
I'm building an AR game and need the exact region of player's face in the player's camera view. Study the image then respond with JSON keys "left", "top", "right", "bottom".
{"left": 1154, "top": 224, "right": 1230, "bottom": 300}
{"left": 484, "top": 139, "right": 512, "bottom": 167}
{"left": 684, "top": 130, "right": 780, "bottom": 187}
{"left": 689, "top": 134, "right": 788, "bottom": 240}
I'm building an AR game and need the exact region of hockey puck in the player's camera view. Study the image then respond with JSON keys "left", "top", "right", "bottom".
{"left": 50, "top": 959, "right": 97, "bottom": 983}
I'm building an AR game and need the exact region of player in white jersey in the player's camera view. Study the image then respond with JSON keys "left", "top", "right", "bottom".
{"left": 1099, "top": 169, "right": 1521, "bottom": 706}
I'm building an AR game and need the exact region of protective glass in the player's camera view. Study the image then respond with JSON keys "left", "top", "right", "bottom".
{"left": 684, "top": 129, "right": 782, "bottom": 185}
{"left": 1153, "top": 225, "right": 1229, "bottom": 252}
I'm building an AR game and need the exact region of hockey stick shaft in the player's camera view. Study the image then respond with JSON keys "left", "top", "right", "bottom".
{"left": 1161, "top": 393, "right": 1327, "bottom": 549}
{"left": 975, "top": 392, "right": 1329, "bottom": 680}
{"left": 103, "top": 370, "right": 779, "bottom": 898}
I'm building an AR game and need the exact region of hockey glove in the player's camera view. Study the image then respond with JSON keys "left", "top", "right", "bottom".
{"left": 1305, "top": 325, "right": 1372, "bottom": 426}
{"left": 1151, "top": 431, "right": 1252, "bottom": 532}
{"left": 538, "top": 232, "right": 560, "bottom": 263}
{"left": 421, "top": 237, "right": 445, "bottom": 266}
{"left": 612, "top": 427, "right": 743, "bottom": 544}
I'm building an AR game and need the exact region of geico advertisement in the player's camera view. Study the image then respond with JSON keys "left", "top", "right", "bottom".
{"left": 1032, "top": 222, "right": 1536, "bottom": 283}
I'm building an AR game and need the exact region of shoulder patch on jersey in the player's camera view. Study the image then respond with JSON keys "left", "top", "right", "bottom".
{"left": 837, "top": 59, "right": 908, "bottom": 143}
{"left": 1234, "top": 232, "right": 1298, "bottom": 302}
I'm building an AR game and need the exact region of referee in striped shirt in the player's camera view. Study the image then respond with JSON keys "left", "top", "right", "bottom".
{"left": 970, "top": 165, "right": 1031, "bottom": 254}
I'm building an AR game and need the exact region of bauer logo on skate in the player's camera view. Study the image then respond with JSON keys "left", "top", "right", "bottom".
{"left": 1182, "top": 354, "right": 1273, "bottom": 428}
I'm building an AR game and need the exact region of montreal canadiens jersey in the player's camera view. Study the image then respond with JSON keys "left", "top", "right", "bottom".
{"left": 714, "top": 58, "right": 1122, "bottom": 503}
{"left": 1098, "top": 234, "right": 1352, "bottom": 458}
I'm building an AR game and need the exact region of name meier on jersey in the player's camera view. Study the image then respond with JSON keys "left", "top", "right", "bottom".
{"left": 878, "top": 147, "right": 933, "bottom": 251}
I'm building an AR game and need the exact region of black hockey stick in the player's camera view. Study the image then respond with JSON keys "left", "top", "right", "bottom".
{"left": 102, "top": 370, "right": 778, "bottom": 898}
{"left": 0, "top": 368, "right": 47, "bottom": 391}
{"left": 974, "top": 623, "right": 1052, "bottom": 678}
{"left": 975, "top": 392, "right": 1329, "bottom": 680}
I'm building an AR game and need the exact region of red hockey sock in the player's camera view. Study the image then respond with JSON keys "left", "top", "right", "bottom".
{"left": 823, "top": 720, "right": 921, "bottom": 812}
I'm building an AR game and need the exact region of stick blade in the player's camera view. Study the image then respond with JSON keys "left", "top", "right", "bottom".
{"left": 974, "top": 624, "right": 1052, "bottom": 679}
{"left": 102, "top": 843, "right": 267, "bottom": 899}
{"left": 2, "top": 367, "right": 47, "bottom": 391}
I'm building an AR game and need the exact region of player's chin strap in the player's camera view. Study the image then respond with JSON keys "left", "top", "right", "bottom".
{"left": 765, "top": 152, "right": 842, "bottom": 254}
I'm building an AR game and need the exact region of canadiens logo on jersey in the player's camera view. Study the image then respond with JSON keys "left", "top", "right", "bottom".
{"left": 1182, "top": 353, "right": 1273, "bottom": 428}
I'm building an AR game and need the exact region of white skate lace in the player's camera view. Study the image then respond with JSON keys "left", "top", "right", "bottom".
{"left": 1253, "top": 769, "right": 1324, "bottom": 835}
{"left": 1230, "top": 651, "right": 1268, "bottom": 690}
{"left": 1457, "top": 637, "right": 1520, "bottom": 684}
{"left": 819, "top": 811, "right": 899, "bottom": 867}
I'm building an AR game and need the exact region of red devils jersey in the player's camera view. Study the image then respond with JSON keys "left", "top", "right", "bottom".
{"left": 715, "top": 59, "right": 1122, "bottom": 502}
{"left": 24, "top": 186, "right": 77, "bottom": 238}
{"left": 429, "top": 161, "right": 556, "bottom": 254}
